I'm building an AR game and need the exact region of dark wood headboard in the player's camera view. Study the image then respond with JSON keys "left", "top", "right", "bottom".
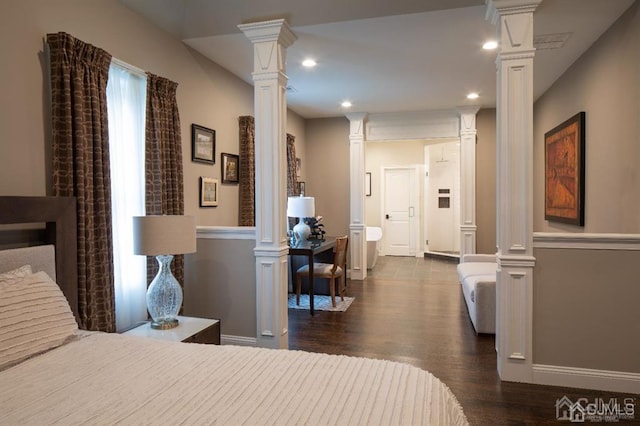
{"left": 0, "top": 196, "right": 78, "bottom": 320}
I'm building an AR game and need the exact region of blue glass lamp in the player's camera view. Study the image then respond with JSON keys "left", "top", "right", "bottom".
{"left": 133, "top": 215, "right": 196, "bottom": 330}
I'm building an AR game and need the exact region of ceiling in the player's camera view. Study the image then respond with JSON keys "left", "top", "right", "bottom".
{"left": 121, "top": 0, "right": 634, "bottom": 119}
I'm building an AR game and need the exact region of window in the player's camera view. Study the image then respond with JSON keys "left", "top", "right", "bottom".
{"left": 106, "top": 61, "right": 147, "bottom": 332}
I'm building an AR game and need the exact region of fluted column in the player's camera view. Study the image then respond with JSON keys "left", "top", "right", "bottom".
{"left": 487, "top": 0, "right": 541, "bottom": 382}
{"left": 239, "top": 19, "right": 296, "bottom": 349}
{"left": 458, "top": 107, "right": 480, "bottom": 257}
{"left": 346, "top": 113, "right": 368, "bottom": 280}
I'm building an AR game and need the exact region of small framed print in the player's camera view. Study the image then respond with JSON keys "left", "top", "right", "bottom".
{"left": 221, "top": 153, "right": 239, "bottom": 184}
{"left": 191, "top": 124, "right": 216, "bottom": 164}
{"left": 298, "top": 181, "right": 306, "bottom": 196}
{"left": 199, "top": 177, "right": 218, "bottom": 207}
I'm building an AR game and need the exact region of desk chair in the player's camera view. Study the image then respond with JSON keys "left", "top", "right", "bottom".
{"left": 295, "top": 236, "right": 349, "bottom": 308}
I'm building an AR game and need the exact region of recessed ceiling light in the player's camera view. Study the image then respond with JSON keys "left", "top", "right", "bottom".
{"left": 482, "top": 40, "right": 498, "bottom": 50}
{"left": 302, "top": 59, "right": 317, "bottom": 68}
{"left": 341, "top": 101, "right": 352, "bottom": 108}
{"left": 467, "top": 92, "right": 479, "bottom": 100}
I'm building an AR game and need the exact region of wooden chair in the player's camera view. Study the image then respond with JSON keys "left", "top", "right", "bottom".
{"left": 296, "top": 236, "right": 349, "bottom": 308}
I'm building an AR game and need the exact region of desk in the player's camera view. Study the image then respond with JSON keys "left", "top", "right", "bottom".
{"left": 289, "top": 236, "right": 336, "bottom": 315}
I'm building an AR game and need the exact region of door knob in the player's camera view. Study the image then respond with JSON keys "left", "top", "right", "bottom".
{"left": 385, "top": 214, "right": 390, "bottom": 219}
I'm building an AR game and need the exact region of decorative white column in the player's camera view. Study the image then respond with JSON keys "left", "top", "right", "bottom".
{"left": 458, "top": 107, "right": 480, "bottom": 257}
{"left": 346, "top": 113, "right": 368, "bottom": 280}
{"left": 239, "top": 19, "right": 296, "bottom": 349}
{"left": 487, "top": 0, "right": 541, "bottom": 383}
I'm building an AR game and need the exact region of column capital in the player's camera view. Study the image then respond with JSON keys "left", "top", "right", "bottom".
{"left": 346, "top": 113, "right": 368, "bottom": 140}
{"left": 486, "top": 0, "right": 542, "bottom": 24}
{"left": 345, "top": 112, "right": 368, "bottom": 123}
{"left": 238, "top": 19, "right": 297, "bottom": 47}
{"left": 456, "top": 106, "right": 480, "bottom": 116}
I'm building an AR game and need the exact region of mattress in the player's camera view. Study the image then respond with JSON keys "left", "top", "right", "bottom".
{"left": 0, "top": 332, "right": 468, "bottom": 425}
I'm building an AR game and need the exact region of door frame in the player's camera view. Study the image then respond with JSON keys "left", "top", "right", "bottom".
{"left": 380, "top": 165, "right": 421, "bottom": 257}
{"left": 423, "top": 139, "right": 461, "bottom": 256}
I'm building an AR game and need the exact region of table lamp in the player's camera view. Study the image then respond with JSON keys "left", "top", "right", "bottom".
{"left": 287, "top": 196, "right": 315, "bottom": 244}
{"left": 133, "top": 215, "right": 196, "bottom": 330}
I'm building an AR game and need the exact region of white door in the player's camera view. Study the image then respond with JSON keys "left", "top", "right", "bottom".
{"left": 426, "top": 143, "right": 460, "bottom": 253}
{"left": 382, "top": 167, "right": 418, "bottom": 256}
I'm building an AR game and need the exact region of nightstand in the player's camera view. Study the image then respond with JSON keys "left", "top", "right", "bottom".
{"left": 123, "top": 316, "right": 220, "bottom": 345}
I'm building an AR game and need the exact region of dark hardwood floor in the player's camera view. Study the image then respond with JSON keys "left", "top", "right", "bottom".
{"left": 288, "top": 256, "right": 639, "bottom": 425}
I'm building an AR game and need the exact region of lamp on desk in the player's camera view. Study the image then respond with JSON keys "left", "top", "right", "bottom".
{"left": 133, "top": 215, "right": 196, "bottom": 330}
{"left": 287, "top": 196, "right": 315, "bottom": 245}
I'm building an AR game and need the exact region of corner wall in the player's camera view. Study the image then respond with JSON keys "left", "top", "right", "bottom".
{"left": 530, "top": 2, "right": 640, "bottom": 392}
{"left": 476, "top": 108, "right": 497, "bottom": 254}
{"left": 533, "top": 2, "right": 640, "bottom": 234}
{"left": 184, "top": 228, "right": 257, "bottom": 343}
{"left": 305, "top": 117, "right": 351, "bottom": 237}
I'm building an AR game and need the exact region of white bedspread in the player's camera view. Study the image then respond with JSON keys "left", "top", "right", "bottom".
{"left": 0, "top": 332, "right": 468, "bottom": 425}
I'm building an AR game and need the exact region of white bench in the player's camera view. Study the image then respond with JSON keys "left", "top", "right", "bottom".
{"left": 456, "top": 254, "right": 497, "bottom": 334}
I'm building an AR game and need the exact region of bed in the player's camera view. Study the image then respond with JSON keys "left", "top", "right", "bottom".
{"left": 0, "top": 196, "right": 468, "bottom": 425}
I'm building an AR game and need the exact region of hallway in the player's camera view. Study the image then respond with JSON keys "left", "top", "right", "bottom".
{"left": 288, "top": 256, "right": 638, "bottom": 425}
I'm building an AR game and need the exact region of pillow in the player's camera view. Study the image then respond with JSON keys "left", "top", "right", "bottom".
{"left": 0, "top": 264, "right": 32, "bottom": 284}
{"left": 0, "top": 271, "right": 78, "bottom": 370}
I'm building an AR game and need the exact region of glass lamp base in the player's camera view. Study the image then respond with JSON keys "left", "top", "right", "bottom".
{"left": 150, "top": 318, "right": 179, "bottom": 330}
{"left": 146, "top": 255, "right": 183, "bottom": 330}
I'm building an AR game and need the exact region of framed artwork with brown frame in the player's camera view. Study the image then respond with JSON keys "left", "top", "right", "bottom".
{"left": 199, "top": 177, "right": 218, "bottom": 207}
{"left": 191, "top": 124, "right": 216, "bottom": 164}
{"left": 544, "top": 111, "right": 585, "bottom": 226}
{"left": 221, "top": 153, "right": 239, "bottom": 184}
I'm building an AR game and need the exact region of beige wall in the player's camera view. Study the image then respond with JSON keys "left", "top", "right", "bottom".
{"left": 0, "top": 0, "right": 305, "bottom": 228}
{"left": 365, "top": 140, "right": 425, "bottom": 228}
{"left": 533, "top": 2, "right": 640, "bottom": 233}
{"left": 533, "top": 247, "right": 640, "bottom": 372}
{"left": 476, "top": 109, "right": 497, "bottom": 254}
{"left": 305, "top": 117, "right": 350, "bottom": 237}
{"left": 531, "top": 3, "right": 640, "bottom": 376}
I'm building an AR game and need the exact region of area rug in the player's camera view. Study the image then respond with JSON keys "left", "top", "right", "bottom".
{"left": 288, "top": 294, "right": 355, "bottom": 312}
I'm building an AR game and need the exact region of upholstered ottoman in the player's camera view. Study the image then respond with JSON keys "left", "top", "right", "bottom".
{"left": 456, "top": 254, "right": 497, "bottom": 334}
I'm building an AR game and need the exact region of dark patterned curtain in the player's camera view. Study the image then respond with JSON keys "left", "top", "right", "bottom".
{"left": 238, "top": 116, "right": 255, "bottom": 226}
{"left": 48, "top": 32, "right": 115, "bottom": 332}
{"left": 145, "top": 73, "right": 185, "bottom": 284}
{"left": 286, "top": 133, "right": 299, "bottom": 197}
{"left": 286, "top": 133, "right": 300, "bottom": 230}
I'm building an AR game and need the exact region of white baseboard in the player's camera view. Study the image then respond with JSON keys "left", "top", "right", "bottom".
{"left": 533, "top": 364, "right": 640, "bottom": 394}
{"left": 221, "top": 334, "right": 257, "bottom": 346}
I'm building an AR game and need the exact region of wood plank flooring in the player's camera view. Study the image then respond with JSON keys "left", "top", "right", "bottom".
{"left": 288, "top": 256, "right": 639, "bottom": 425}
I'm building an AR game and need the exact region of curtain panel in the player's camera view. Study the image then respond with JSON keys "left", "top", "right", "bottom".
{"left": 144, "top": 73, "right": 185, "bottom": 285}
{"left": 47, "top": 32, "right": 115, "bottom": 332}
{"left": 286, "top": 133, "right": 299, "bottom": 197}
{"left": 238, "top": 116, "right": 255, "bottom": 226}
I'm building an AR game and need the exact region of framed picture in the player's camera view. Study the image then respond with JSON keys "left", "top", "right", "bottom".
{"left": 365, "top": 172, "right": 372, "bottom": 196}
{"left": 191, "top": 124, "right": 216, "bottom": 164}
{"left": 295, "top": 157, "right": 301, "bottom": 177}
{"left": 221, "top": 153, "right": 239, "bottom": 184}
{"left": 298, "top": 181, "right": 306, "bottom": 196}
{"left": 544, "top": 112, "right": 585, "bottom": 226}
{"left": 199, "top": 177, "right": 218, "bottom": 207}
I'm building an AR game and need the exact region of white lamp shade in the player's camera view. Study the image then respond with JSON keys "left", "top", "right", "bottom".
{"left": 133, "top": 215, "right": 196, "bottom": 255}
{"left": 287, "top": 196, "right": 315, "bottom": 218}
